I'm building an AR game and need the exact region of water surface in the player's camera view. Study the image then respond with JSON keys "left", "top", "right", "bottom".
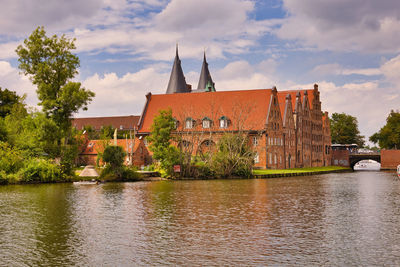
{"left": 1, "top": 171, "right": 400, "bottom": 266}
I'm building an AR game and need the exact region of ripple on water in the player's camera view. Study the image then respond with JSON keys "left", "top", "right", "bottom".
{"left": 1, "top": 172, "right": 400, "bottom": 266}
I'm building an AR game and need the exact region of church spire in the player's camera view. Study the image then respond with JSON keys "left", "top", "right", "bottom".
{"left": 166, "top": 45, "right": 190, "bottom": 94}
{"left": 197, "top": 51, "right": 215, "bottom": 92}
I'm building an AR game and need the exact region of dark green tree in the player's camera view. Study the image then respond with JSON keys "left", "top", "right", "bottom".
{"left": 15, "top": 26, "right": 95, "bottom": 143}
{"left": 101, "top": 145, "right": 126, "bottom": 178}
{"left": 0, "top": 87, "right": 23, "bottom": 118}
{"left": 330, "top": 112, "right": 365, "bottom": 147}
{"left": 370, "top": 110, "right": 400, "bottom": 149}
{"left": 147, "top": 108, "right": 180, "bottom": 176}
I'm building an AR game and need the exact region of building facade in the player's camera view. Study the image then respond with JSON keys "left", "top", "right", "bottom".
{"left": 136, "top": 48, "right": 332, "bottom": 169}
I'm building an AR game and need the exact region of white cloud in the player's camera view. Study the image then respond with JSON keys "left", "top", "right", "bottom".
{"left": 0, "top": 61, "right": 37, "bottom": 105}
{"left": 278, "top": 0, "right": 400, "bottom": 53}
{"left": 78, "top": 68, "right": 169, "bottom": 117}
{"left": 312, "top": 63, "right": 381, "bottom": 76}
{"left": 381, "top": 54, "right": 400, "bottom": 84}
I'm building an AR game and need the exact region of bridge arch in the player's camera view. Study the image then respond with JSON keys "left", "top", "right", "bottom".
{"left": 349, "top": 154, "right": 381, "bottom": 170}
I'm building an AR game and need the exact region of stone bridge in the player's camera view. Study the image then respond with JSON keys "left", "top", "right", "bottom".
{"left": 349, "top": 153, "right": 381, "bottom": 169}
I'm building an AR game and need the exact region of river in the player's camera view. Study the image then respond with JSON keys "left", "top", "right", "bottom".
{"left": 1, "top": 171, "right": 400, "bottom": 266}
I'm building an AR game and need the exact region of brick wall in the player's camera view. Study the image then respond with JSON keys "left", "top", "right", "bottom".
{"left": 331, "top": 150, "right": 350, "bottom": 167}
{"left": 381, "top": 149, "right": 400, "bottom": 170}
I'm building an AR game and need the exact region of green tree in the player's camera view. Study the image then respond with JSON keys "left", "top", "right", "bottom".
{"left": 4, "top": 108, "right": 59, "bottom": 158}
{"left": 370, "top": 110, "right": 400, "bottom": 149}
{"left": 330, "top": 112, "right": 365, "bottom": 147}
{"left": 211, "top": 133, "right": 255, "bottom": 178}
{"left": 100, "top": 125, "right": 114, "bottom": 139}
{"left": 147, "top": 108, "right": 180, "bottom": 176}
{"left": 16, "top": 26, "right": 95, "bottom": 143}
{"left": 101, "top": 145, "right": 126, "bottom": 178}
{"left": 0, "top": 87, "right": 23, "bottom": 118}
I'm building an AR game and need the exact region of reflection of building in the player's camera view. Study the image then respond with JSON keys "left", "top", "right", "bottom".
{"left": 137, "top": 48, "right": 332, "bottom": 169}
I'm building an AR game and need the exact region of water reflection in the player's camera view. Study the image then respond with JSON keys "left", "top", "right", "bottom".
{"left": 1, "top": 172, "right": 400, "bottom": 266}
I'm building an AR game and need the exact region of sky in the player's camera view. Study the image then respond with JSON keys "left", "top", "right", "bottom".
{"left": 0, "top": 0, "right": 399, "bottom": 144}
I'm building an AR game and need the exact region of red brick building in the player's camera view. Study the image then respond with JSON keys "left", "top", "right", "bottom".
{"left": 136, "top": 48, "right": 332, "bottom": 169}
{"left": 79, "top": 138, "right": 151, "bottom": 167}
{"left": 72, "top": 115, "right": 139, "bottom": 131}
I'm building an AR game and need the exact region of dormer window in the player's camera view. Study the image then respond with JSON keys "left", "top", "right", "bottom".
{"left": 219, "top": 116, "right": 228, "bottom": 128}
{"left": 185, "top": 118, "right": 194, "bottom": 129}
{"left": 202, "top": 117, "right": 212, "bottom": 129}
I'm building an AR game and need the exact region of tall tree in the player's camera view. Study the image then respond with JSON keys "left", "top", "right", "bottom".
{"left": 370, "top": 110, "right": 400, "bottom": 149}
{"left": 147, "top": 109, "right": 180, "bottom": 176}
{"left": 330, "top": 112, "right": 365, "bottom": 147}
{"left": 15, "top": 26, "right": 95, "bottom": 142}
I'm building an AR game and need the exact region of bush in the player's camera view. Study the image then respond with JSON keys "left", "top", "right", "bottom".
{"left": 20, "top": 159, "right": 64, "bottom": 183}
{"left": 100, "top": 165, "right": 140, "bottom": 181}
{"left": 0, "top": 141, "right": 24, "bottom": 174}
{"left": 102, "top": 145, "right": 126, "bottom": 175}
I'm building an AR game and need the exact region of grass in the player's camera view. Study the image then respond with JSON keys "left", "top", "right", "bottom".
{"left": 253, "top": 166, "right": 350, "bottom": 175}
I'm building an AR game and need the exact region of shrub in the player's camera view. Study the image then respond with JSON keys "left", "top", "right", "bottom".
{"left": 0, "top": 141, "right": 24, "bottom": 174}
{"left": 20, "top": 159, "right": 64, "bottom": 183}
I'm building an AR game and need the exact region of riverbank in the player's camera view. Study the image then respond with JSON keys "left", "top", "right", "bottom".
{"left": 252, "top": 166, "right": 351, "bottom": 178}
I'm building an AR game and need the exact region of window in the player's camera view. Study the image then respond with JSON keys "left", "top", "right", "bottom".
{"left": 202, "top": 117, "right": 211, "bottom": 129}
{"left": 219, "top": 116, "right": 228, "bottom": 128}
{"left": 269, "top": 153, "right": 272, "bottom": 164}
{"left": 254, "top": 153, "right": 259, "bottom": 163}
{"left": 253, "top": 136, "right": 258, "bottom": 146}
{"left": 185, "top": 118, "right": 194, "bottom": 129}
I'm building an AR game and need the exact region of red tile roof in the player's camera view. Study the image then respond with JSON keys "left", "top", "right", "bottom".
{"left": 138, "top": 88, "right": 317, "bottom": 133}
{"left": 139, "top": 89, "right": 274, "bottom": 133}
{"left": 72, "top": 115, "right": 140, "bottom": 131}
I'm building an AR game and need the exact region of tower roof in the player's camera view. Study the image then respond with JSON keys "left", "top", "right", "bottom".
{"left": 197, "top": 52, "right": 215, "bottom": 92}
{"left": 166, "top": 45, "right": 190, "bottom": 94}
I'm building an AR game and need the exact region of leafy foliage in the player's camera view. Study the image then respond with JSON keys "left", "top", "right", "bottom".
{"left": 0, "top": 87, "right": 22, "bottom": 118}
{"left": 330, "top": 112, "right": 365, "bottom": 147}
{"left": 211, "top": 133, "right": 255, "bottom": 178}
{"left": 370, "top": 110, "right": 400, "bottom": 149}
{"left": 15, "top": 26, "right": 95, "bottom": 140}
{"left": 20, "top": 158, "right": 64, "bottom": 183}
{"left": 147, "top": 109, "right": 180, "bottom": 176}
{"left": 101, "top": 145, "right": 126, "bottom": 178}
{"left": 0, "top": 141, "right": 24, "bottom": 175}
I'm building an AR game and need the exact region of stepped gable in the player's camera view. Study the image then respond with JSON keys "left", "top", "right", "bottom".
{"left": 166, "top": 45, "right": 190, "bottom": 94}
{"left": 278, "top": 89, "right": 314, "bottom": 111}
{"left": 72, "top": 115, "right": 140, "bottom": 130}
{"left": 138, "top": 89, "right": 274, "bottom": 133}
{"left": 196, "top": 52, "right": 215, "bottom": 92}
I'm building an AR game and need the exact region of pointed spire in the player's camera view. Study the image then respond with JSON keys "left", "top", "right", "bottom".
{"left": 197, "top": 51, "right": 215, "bottom": 92}
{"left": 166, "top": 45, "right": 190, "bottom": 94}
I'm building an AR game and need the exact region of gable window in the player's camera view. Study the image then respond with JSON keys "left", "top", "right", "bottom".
{"left": 202, "top": 117, "right": 212, "bottom": 129}
{"left": 185, "top": 118, "right": 194, "bottom": 129}
{"left": 219, "top": 116, "right": 228, "bottom": 129}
